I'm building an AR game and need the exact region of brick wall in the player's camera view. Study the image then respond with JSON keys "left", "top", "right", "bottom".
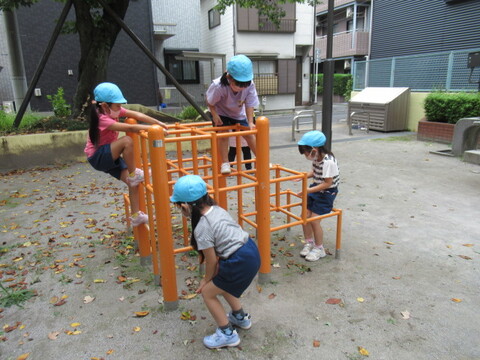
{"left": 417, "top": 120, "right": 454, "bottom": 144}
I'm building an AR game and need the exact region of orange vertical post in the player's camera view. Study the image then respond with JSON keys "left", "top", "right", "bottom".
{"left": 335, "top": 209, "right": 343, "bottom": 259}
{"left": 148, "top": 125, "right": 178, "bottom": 310}
{"left": 126, "top": 118, "right": 150, "bottom": 264}
{"left": 255, "top": 116, "right": 271, "bottom": 283}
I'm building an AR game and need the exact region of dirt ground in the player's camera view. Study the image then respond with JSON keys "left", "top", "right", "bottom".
{"left": 1, "top": 135, "right": 479, "bottom": 360}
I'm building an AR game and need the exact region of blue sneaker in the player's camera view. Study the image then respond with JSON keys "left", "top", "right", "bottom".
{"left": 203, "top": 328, "right": 240, "bottom": 349}
{"left": 228, "top": 312, "right": 252, "bottom": 330}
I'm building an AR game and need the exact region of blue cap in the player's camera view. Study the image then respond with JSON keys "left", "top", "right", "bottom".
{"left": 94, "top": 82, "right": 127, "bottom": 103}
{"left": 298, "top": 131, "right": 326, "bottom": 147}
{"left": 227, "top": 55, "right": 253, "bottom": 82}
{"left": 170, "top": 175, "right": 208, "bottom": 203}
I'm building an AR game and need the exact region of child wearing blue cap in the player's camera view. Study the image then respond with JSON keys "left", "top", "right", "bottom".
{"left": 170, "top": 175, "right": 260, "bottom": 349}
{"left": 297, "top": 131, "right": 339, "bottom": 261}
{"left": 85, "top": 82, "right": 169, "bottom": 227}
{"left": 206, "top": 55, "right": 259, "bottom": 174}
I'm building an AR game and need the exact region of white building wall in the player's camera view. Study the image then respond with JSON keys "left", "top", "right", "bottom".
{"left": 0, "top": 12, "right": 15, "bottom": 106}
{"left": 150, "top": 0, "right": 205, "bottom": 106}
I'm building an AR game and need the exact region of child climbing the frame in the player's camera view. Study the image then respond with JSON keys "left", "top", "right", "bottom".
{"left": 85, "top": 82, "right": 169, "bottom": 227}
{"left": 297, "top": 130, "right": 339, "bottom": 261}
{"left": 170, "top": 175, "right": 260, "bottom": 349}
{"left": 206, "top": 54, "right": 259, "bottom": 175}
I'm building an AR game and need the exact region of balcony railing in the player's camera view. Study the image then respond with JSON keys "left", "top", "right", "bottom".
{"left": 258, "top": 18, "right": 296, "bottom": 33}
{"left": 254, "top": 73, "right": 278, "bottom": 95}
{"left": 316, "top": 31, "right": 369, "bottom": 58}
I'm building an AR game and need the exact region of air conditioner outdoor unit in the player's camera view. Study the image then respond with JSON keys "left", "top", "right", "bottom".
{"left": 344, "top": 59, "right": 351, "bottom": 70}
{"left": 346, "top": 6, "right": 353, "bottom": 18}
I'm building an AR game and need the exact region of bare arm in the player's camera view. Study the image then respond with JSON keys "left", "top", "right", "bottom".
{"left": 123, "top": 109, "right": 169, "bottom": 131}
{"left": 196, "top": 247, "right": 218, "bottom": 293}
{"left": 246, "top": 107, "right": 255, "bottom": 129}
{"left": 207, "top": 101, "right": 223, "bottom": 126}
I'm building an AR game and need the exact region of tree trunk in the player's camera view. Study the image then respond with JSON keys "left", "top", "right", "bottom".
{"left": 71, "top": 0, "right": 129, "bottom": 119}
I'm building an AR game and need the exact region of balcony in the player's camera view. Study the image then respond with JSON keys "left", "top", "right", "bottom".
{"left": 153, "top": 23, "right": 176, "bottom": 40}
{"left": 316, "top": 31, "right": 369, "bottom": 59}
{"left": 258, "top": 18, "right": 296, "bottom": 33}
{"left": 254, "top": 73, "right": 278, "bottom": 95}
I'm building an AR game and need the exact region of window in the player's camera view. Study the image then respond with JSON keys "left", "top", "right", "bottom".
{"left": 253, "top": 61, "right": 278, "bottom": 95}
{"left": 347, "top": 17, "right": 365, "bottom": 32}
{"left": 164, "top": 49, "right": 200, "bottom": 84}
{"left": 208, "top": 8, "right": 220, "bottom": 29}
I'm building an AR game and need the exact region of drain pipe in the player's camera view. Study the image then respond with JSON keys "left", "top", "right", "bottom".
{"left": 3, "top": 9, "right": 28, "bottom": 113}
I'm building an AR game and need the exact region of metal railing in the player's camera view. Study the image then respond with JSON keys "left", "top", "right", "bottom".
{"left": 353, "top": 48, "right": 480, "bottom": 92}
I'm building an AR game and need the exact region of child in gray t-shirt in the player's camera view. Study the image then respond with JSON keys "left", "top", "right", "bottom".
{"left": 170, "top": 175, "right": 260, "bottom": 349}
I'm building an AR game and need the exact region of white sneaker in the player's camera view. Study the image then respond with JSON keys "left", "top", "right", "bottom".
{"left": 220, "top": 162, "right": 232, "bottom": 175}
{"left": 305, "top": 246, "right": 326, "bottom": 261}
{"left": 130, "top": 211, "right": 148, "bottom": 227}
{"left": 127, "top": 168, "right": 145, "bottom": 187}
{"left": 300, "top": 242, "right": 314, "bottom": 257}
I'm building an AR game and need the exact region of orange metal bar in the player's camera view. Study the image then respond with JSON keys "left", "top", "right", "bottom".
{"left": 148, "top": 125, "right": 178, "bottom": 310}
{"left": 255, "top": 116, "right": 271, "bottom": 282}
{"left": 125, "top": 118, "right": 150, "bottom": 262}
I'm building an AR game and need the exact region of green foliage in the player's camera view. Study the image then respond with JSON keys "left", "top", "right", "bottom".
{"left": 0, "top": 282, "right": 35, "bottom": 308}
{"left": 0, "top": 110, "right": 42, "bottom": 134}
{"left": 178, "top": 105, "right": 207, "bottom": 122}
{"left": 46, "top": 87, "right": 72, "bottom": 117}
{"left": 424, "top": 92, "right": 480, "bottom": 124}
{"left": 314, "top": 74, "right": 353, "bottom": 97}
{"left": 0, "top": 0, "right": 38, "bottom": 11}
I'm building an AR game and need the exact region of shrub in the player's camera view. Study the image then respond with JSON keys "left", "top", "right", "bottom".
{"left": 0, "top": 111, "right": 43, "bottom": 135}
{"left": 177, "top": 105, "right": 207, "bottom": 122}
{"left": 314, "top": 74, "right": 352, "bottom": 97}
{"left": 424, "top": 92, "right": 480, "bottom": 124}
{"left": 46, "top": 87, "right": 71, "bottom": 117}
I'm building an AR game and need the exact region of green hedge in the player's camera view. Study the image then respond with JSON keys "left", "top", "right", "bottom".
{"left": 314, "top": 74, "right": 352, "bottom": 98}
{"left": 424, "top": 92, "right": 480, "bottom": 124}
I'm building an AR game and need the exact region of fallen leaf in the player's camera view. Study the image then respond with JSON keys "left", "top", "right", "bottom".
{"left": 458, "top": 255, "right": 472, "bottom": 260}
{"left": 256, "top": 284, "right": 262, "bottom": 293}
{"left": 401, "top": 311, "right": 410, "bottom": 319}
{"left": 392, "top": 276, "right": 401, "bottom": 280}
{"left": 49, "top": 296, "right": 59, "bottom": 304}
{"left": 84, "top": 296, "right": 95, "bottom": 304}
{"left": 313, "top": 340, "right": 321, "bottom": 347}
{"left": 357, "top": 297, "right": 365, "bottom": 303}
{"left": 53, "top": 299, "right": 66, "bottom": 306}
{"left": 358, "top": 346, "right": 369, "bottom": 356}
{"left": 48, "top": 331, "right": 60, "bottom": 340}
{"left": 462, "top": 244, "right": 474, "bottom": 247}
{"left": 106, "top": 349, "right": 114, "bottom": 355}
{"left": 451, "top": 298, "right": 462, "bottom": 303}
{"left": 94, "top": 279, "right": 105, "bottom": 283}
{"left": 133, "top": 327, "right": 141, "bottom": 332}
{"left": 17, "top": 353, "right": 30, "bottom": 360}
{"left": 180, "top": 293, "right": 197, "bottom": 300}
{"left": 134, "top": 311, "right": 149, "bottom": 317}
{"left": 70, "top": 322, "right": 81, "bottom": 328}
{"left": 325, "top": 298, "right": 342, "bottom": 305}
{"left": 268, "top": 293, "right": 276, "bottom": 299}
{"left": 384, "top": 241, "right": 395, "bottom": 245}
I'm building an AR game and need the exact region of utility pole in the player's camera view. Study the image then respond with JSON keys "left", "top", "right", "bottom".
{"left": 322, "top": 0, "right": 334, "bottom": 149}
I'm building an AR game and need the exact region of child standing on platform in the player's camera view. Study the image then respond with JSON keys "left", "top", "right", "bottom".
{"left": 85, "top": 82, "right": 169, "bottom": 227}
{"left": 170, "top": 175, "right": 260, "bottom": 349}
{"left": 206, "top": 54, "right": 259, "bottom": 175}
{"left": 297, "top": 131, "right": 339, "bottom": 261}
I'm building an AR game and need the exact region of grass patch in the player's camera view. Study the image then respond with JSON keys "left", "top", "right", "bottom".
{"left": 0, "top": 283, "right": 36, "bottom": 308}
{"left": 0, "top": 110, "right": 88, "bottom": 136}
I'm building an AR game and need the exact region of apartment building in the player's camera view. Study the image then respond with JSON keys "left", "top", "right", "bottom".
{"left": 315, "top": 0, "right": 371, "bottom": 74}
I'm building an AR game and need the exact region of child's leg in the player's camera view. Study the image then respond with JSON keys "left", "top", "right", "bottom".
{"left": 242, "top": 134, "right": 256, "bottom": 155}
{"left": 310, "top": 217, "right": 324, "bottom": 247}
{"left": 228, "top": 146, "right": 236, "bottom": 163}
{"left": 301, "top": 209, "right": 314, "bottom": 241}
{"left": 201, "top": 281, "right": 229, "bottom": 327}
{"left": 110, "top": 136, "right": 136, "bottom": 173}
{"left": 242, "top": 146, "right": 252, "bottom": 170}
{"left": 223, "top": 292, "right": 242, "bottom": 313}
{"left": 120, "top": 169, "right": 140, "bottom": 214}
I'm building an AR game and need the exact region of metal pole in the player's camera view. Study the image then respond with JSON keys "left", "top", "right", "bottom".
{"left": 321, "top": 0, "right": 334, "bottom": 149}
{"left": 98, "top": 0, "right": 210, "bottom": 122}
{"left": 13, "top": 0, "right": 73, "bottom": 128}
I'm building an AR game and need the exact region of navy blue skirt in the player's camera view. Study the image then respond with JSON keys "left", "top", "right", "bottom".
{"left": 307, "top": 186, "right": 338, "bottom": 215}
{"left": 212, "top": 238, "right": 260, "bottom": 298}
